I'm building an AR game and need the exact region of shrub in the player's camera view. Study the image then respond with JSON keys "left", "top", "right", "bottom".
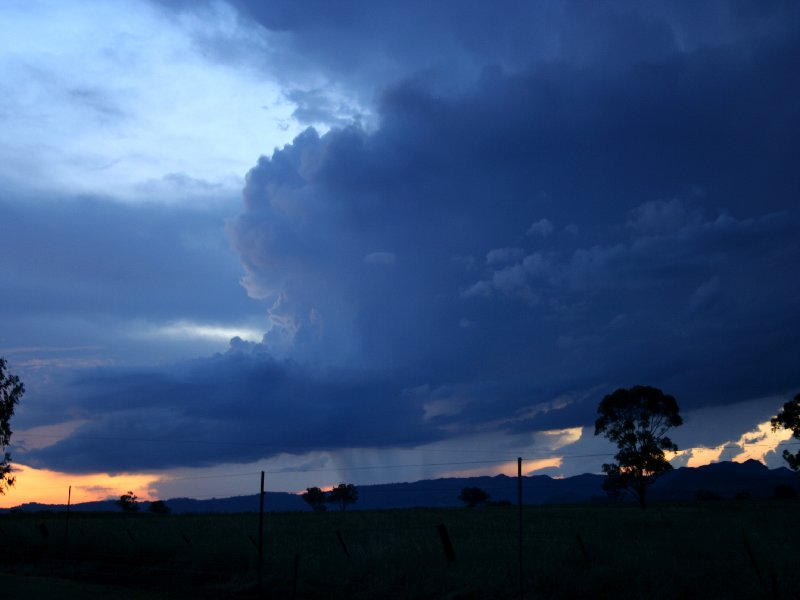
{"left": 459, "top": 487, "right": 490, "bottom": 507}
{"left": 148, "top": 500, "right": 170, "bottom": 515}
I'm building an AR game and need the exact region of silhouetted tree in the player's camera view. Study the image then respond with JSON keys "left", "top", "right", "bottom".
{"left": 302, "top": 486, "right": 328, "bottom": 511}
{"left": 148, "top": 500, "right": 170, "bottom": 514}
{"left": 595, "top": 385, "right": 683, "bottom": 510}
{"left": 601, "top": 470, "right": 627, "bottom": 502}
{"left": 0, "top": 358, "right": 24, "bottom": 494}
{"left": 459, "top": 486, "right": 490, "bottom": 507}
{"left": 327, "top": 483, "right": 358, "bottom": 511}
{"left": 116, "top": 491, "right": 140, "bottom": 512}
{"left": 771, "top": 393, "right": 800, "bottom": 471}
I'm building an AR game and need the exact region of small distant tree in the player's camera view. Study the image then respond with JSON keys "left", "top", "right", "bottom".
{"left": 594, "top": 385, "right": 683, "bottom": 510}
{"left": 302, "top": 486, "right": 328, "bottom": 511}
{"left": 116, "top": 491, "right": 140, "bottom": 512}
{"left": 148, "top": 500, "right": 170, "bottom": 515}
{"left": 771, "top": 393, "right": 800, "bottom": 471}
{"left": 459, "top": 486, "right": 490, "bottom": 507}
{"left": 0, "top": 358, "right": 24, "bottom": 494}
{"left": 327, "top": 483, "right": 358, "bottom": 511}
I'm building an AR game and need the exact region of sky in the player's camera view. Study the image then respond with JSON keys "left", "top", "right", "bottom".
{"left": 1, "top": 0, "right": 798, "bottom": 507}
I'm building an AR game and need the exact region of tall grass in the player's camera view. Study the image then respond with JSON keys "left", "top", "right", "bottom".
{"left": 1, "top": 500, "right": 798, "bottom": 598}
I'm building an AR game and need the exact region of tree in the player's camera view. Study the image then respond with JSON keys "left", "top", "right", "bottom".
{"left": 459, "top": 486, "right": 490, "bottom": 507}
{"left": 594, "top": 385, "right": 683, "bottom": 510}
{"left": 148, "top": 500, "right": 170, "bottom": 515}
{"left": 116, "top": 491, "right": 140, "bottom": 512}
{"left": 302, "top": 486, "right": 328, "bottom": 511}
{"left": 0, "top": 358, "right": 24, "bottom": 494}
{"left": 326, "top": 483, "right": 358, "bottom": 511}
{"left": 601, "top": 470, "right": 627, "bottom": 502}
{"left": 771, "top": 393, "right": 800, "bottom": 471}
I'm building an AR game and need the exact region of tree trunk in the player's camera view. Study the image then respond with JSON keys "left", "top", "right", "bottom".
{"left": 637, "top": 480, "right": 647, "bottom": 510}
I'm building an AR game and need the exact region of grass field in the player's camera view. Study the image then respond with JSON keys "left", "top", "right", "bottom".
{"left": 1, "top": 500, "right": 799, "bottom": 598}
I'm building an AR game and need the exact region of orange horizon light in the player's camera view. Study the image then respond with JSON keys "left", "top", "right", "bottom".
{"left": 0, "top": 463, "right": 161, "bottom": 509}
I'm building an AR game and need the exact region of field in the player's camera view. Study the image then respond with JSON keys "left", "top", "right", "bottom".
{"left": 1, "top": 501, "right": 799, "bottom": 599}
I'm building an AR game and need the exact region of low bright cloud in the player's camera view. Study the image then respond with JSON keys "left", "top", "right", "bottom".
{"left": 674, "top": 420, "right": 794, "bottom": 469}
{"left": 142, "top": 321, "right": 265, "bottom": 343}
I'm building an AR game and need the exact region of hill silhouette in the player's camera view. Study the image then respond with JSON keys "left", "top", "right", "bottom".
{"left": 4, "top": 460, "right": 797, "bottom": 514}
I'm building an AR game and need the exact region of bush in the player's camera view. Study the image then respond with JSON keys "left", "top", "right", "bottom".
{"left": 148, "top": 500, "right": 170, "bottom": 515}
{"left": 459, "top": 487, "right": 490, "bottom": 507}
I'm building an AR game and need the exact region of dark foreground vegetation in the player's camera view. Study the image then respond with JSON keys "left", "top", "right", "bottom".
{"left": 1, "top": 500, "right": 799, "bottom": 599}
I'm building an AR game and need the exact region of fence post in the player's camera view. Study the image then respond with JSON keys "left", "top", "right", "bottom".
{"left": 436, "top": 524, "right": 456, "bottom": 563}
{"left": 518, "top": 457, "right": 523, "bottom": 599}
{"left": 335, "top": 530, "right": 351, "bottom": 559}
{"left": 741, "top": 532, "right": 762, "bottom": 581}
{"left": 258, "top": 471, "right": 265, "bottom": 592}
{"left": 576, "top": 533, "right": 590, "bottom": 566}
{"left": 64, "top": 485, "right": 71, "bottom": 563}
{"left": 292, "top": 552, "right": 300, "bottom": 599}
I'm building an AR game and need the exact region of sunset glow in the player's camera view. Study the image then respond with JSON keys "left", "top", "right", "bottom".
{"left": 1, "top": 463, "right": 160, "bottom": 509}
{"left": 675, "top": 420, "right": 794, "bottom": 469}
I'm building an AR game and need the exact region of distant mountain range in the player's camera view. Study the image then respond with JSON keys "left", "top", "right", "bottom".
{"left": 4, "top": 460, "right": 798, "bottom": 514}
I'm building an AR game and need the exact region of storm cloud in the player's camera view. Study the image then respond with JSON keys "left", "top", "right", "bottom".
{"left": 14, "top": 1, "right": 800, "bottom": 475}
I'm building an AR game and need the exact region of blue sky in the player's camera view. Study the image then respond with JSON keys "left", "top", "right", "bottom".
{"left": 1, "top": 0, "right": 798, "bottom": 504}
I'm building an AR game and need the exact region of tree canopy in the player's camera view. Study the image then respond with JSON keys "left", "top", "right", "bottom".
{"left": 116, "top": 491, "right": 140, "bottom": 512}
{"left": 327, "top": 483, "right": 358, "bottom": 511}
{"left": 594, "top": 385, "right": 683, "bottom": 509}
{"left": 771, "top": 393, "right": 800, "bottom": 471}
{"left": 148, "top": 500, "right": 170, "bottom": 515}
{"left": 459, "top": 486, "right": 490, "bottom": 507}
{"left": 302, "top": 486, "right": 328, "bottom": 511}
{"left": 0, "top": 358, "right": 24, "bottom": 494}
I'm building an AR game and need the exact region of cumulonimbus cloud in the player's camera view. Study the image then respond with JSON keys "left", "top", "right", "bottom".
{"left": 19, "top": 1, "right": 800, "bottom": 474}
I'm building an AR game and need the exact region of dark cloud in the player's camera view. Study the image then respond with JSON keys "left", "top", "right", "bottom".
{"left": 22, "top": 349, "right": 440, "bottom": 472}
{"left": 0, "top": 193, "right": 260, "bottom": 364}
{"left": 229, "top": 23, "right": 800, "bottom": 402}
{"left": 17, "top": 1, "right": 800, "bottom": 473}
{"left": 227, "top": 0, "right": 800, "bottom": 114}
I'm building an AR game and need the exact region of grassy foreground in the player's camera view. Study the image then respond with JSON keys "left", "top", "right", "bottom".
{"left": 1, "top": 501, "right": 798, "bottom": 598}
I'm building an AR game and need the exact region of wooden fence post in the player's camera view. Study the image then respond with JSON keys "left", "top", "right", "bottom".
{"left": 518, "top": 457, "right": 523, "bottom": 599}
{"left": 292, "top": 552, "right": 300, "bottom": 599}
{"left": 258, "top": 471, "right": 265, "bottom": 592}
{"left": 335, "top": 530, "right": 351, "bottom": 559}
{"left": 437, "top": 524, "right": 456, "bottom": 563}
{"left": 742, "top": 532, "right": 762, "bottom": 582}
{"left": 64, "top": 485, "right": 71, "bottom": 563}
{"left": 576, "top": 534, "right": 590, "bottom": 566}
